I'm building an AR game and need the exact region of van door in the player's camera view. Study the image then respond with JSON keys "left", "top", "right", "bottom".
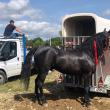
{"left": 1, "top": 41, "right": 20, "bottom": 77}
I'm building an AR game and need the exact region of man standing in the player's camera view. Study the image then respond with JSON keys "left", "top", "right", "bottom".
{"left": 4, "top": 20, "right": 22, "bottom": 38}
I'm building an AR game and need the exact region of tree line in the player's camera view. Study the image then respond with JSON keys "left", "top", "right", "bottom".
{"left": 26, "top": 37, "right": 62, "bottom": 48}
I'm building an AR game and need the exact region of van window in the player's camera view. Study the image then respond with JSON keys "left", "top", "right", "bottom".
{"left": 0, "top": 41, "right": 17, "bottom": 60}
{"left": 9, "top": 42, "right": 17, "bottom": 58}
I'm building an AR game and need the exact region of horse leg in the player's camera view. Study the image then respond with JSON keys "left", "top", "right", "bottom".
{"left": 35, "top": 72, "right": 47, "bottom": 105}
{"left": 84, "top": 74, "right": 91, "bottom": 106}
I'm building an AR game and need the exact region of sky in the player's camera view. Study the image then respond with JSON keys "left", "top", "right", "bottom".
{"left": 0, "top": 0, "right": 110, "bottom": 39}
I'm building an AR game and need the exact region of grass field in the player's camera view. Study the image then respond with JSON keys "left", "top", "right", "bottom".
{"left": 0, "top": 75, "right": 35, "bottom": 93}
{"left": 0, "top": 71, "right": 60, "bottom": 93}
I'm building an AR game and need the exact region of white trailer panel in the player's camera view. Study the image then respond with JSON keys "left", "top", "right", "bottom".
{"left": 62, "top": 13, "right": 110, "bottom": 37}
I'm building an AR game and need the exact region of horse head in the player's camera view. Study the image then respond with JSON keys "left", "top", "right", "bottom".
{"left": 95, "top": 29, "right": 110, "bottom": 65}
{"left": 99, "top": 29, "right": 110, "bottom": 50}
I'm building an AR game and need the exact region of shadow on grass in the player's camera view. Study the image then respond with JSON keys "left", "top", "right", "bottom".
{"left": 7, "top": 73, "right": 35, "bottom": 82}
{"left": 8, "top": 75, "right": 21, "bottom": 82}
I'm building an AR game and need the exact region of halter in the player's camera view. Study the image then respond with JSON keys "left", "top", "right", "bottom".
{"left": 80, "top": 32, "right": 108, "bottom": 65}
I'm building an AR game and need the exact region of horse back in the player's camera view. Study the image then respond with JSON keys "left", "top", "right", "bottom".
{"left": 55, "top": 50, "right": 95, "bottom": 75}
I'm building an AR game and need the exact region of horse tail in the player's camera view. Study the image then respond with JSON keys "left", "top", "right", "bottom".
{"left": 21, "top": 47, "right": 38, "bottom": 90}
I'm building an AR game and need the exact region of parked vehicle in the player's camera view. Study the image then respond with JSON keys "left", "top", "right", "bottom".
{"left": 0, "top": 34, "right": 26, "bottom": 84}
{"left": 61, "top": 13, "right": 110, "bottom": 96}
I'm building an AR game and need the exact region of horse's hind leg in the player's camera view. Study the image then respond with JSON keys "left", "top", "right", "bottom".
{"left": 35, "top": 72, "right": 47, "bottom": 105}
{"left": 84, "top": 74, "right": 91, "bottom": 106}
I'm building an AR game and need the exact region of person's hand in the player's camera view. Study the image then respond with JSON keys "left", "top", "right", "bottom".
{"left": 19, "top": 33, "right": 22, "bottom": 36}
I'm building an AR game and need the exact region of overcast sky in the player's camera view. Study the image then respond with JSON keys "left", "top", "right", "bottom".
{"left": 0, "top": 0, "right": 110, "bottom": 39}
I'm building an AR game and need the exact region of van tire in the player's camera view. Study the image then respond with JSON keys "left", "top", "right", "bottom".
{"left": 0, "top": 70, "right": 7, "bottom": 84}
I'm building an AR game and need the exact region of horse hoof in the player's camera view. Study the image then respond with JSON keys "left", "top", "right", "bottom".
{"left": 82, "top": 100, "right": 91, "bottom": 107}
{"left": 85, "top": 101, "right": 91, "bottom": 107}
{"left": 38, "top": 101, "right": 43, "bottom": 105}
{"left": 43, "top": 103, "right": 48, "bottom": 107}
{"left": 38, "top": 99, "right": 47, "bottom": 106}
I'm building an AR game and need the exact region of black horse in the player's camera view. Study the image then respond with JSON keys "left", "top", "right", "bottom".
{"left": 21, "top": 30, "right": 110, "bottom": 106}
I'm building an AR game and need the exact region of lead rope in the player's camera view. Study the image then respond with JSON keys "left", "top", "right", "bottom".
{"left": 93, "top": 38, "right": 98, "bottom": 65}
{"left": 99, "top": 57, "right": 104, "bottom": 83}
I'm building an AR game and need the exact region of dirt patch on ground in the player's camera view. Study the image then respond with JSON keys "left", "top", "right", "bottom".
{"left": 0, "top": 88, "right": 110, "bottom": 110}
{"left": 0, "top": 71, "right": 110, "bottom": 110}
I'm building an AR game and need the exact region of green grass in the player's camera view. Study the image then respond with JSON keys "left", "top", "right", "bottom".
{"left": 0, "top": 71, "right": 60, "bottom": 93}
{"left": 0, "top": 75, "right": 36, "bottom": 93}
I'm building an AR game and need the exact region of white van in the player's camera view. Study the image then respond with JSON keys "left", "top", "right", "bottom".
{"left": 0, "top": 35, "right": 26, "bottom": 84}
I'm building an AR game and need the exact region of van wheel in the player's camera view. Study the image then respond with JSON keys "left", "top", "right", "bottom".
{"left": 0, "top": 70, "right": 7, "bottom": 84}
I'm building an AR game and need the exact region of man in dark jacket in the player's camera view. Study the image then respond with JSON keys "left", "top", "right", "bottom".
{"left": 4, "top": 20, "right": 22, "bottom": 38}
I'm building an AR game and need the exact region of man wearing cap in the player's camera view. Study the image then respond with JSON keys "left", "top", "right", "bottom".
{"left": 4, "top": 20, "right": 22, "bottom": 38}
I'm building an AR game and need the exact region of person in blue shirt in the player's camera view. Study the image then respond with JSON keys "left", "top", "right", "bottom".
{"left": 4, "top": 20, "right": 22, "bottom": 38}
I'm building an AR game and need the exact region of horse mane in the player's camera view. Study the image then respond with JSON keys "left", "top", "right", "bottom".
{"left": 78, "top": 32, "right": 106, "bottom": 60}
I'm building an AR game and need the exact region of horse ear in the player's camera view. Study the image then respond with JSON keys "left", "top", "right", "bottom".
{"left": 104, "top": 28, "right": 106, "bottom": 32}
{"left": 108, "top": 30, "right": 110, "bottom": 34}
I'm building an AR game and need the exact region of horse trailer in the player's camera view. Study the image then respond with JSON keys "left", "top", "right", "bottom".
{"left": 61, "top": 13, "right": 110, "bottom": 96}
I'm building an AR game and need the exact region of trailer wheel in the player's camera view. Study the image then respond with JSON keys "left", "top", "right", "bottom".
{"left": 0, "top": 70, "right": 7, "bottom": 84}
{"left": 107, "top": 90, "right": 110, "bottom": 97}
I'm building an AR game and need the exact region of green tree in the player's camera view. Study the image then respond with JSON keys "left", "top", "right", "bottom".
{"left": 51, "top": 37, "right": 62, "bottom": 46}
{"left": 33, "top": 37, "right": 44, "bottom": 47}
{"left": 26, "top": 36, "right": 62, "bottom": 47}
